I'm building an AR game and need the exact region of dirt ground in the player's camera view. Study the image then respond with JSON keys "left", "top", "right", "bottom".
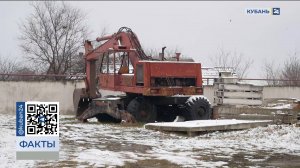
{"left": 1, "top": 114, "right": 300, "bottom": 168}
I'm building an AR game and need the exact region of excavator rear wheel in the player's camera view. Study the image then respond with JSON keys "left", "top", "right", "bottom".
{"left": 185, "top": 96, "right": 211, "bottom": 120}
{"left": 127, "top": 97, "right": 157, "bottom": 123}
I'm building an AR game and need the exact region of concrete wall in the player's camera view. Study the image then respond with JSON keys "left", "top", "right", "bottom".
{"left": 0, "top": 81, "right": 85, "bottom": 115}
{"left": 263, "top": 86, "right": 300, "bottom": 100}
{"left": 0, "top": 81, "right": 299, "bottom": 115}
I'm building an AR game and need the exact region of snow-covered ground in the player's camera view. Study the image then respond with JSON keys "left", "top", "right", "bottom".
{"left": 1, "top": 114, "right": 300, "bottom": 168}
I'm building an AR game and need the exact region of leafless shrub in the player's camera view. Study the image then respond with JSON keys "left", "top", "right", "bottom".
{"left": 263, "top": 60, "right": 281, "bottom": 86}
{"left": 280, "top": 54, "right": 300, "bottom": 86}
{"left": 0, "top": 56, "right": 20, "bottom": 80}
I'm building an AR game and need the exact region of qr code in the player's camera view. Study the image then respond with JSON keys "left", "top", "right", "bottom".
{"left": 26, "top": 102, "right": 59, "bottom": 136}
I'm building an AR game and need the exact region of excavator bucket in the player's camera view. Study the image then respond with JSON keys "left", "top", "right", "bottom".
{"left": 73, "top": 88, "right": 90, "bottom": 120}
{"left": 73, "top": 88, "right": 136, "bottom": 123}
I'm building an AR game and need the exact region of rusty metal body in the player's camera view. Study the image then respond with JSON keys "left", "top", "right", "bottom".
{"left": 74, "top": 27, "right": 211, "bottom": 123}
{"left": 98, "top": 61, "right": 203, "bottom": 96}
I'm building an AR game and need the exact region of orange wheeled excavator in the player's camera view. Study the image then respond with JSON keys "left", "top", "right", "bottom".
{"left": 73, "top": 27, "right": 211, "bottom": 123}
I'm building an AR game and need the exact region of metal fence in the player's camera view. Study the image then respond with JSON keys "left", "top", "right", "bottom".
{"left": 0, "top": 73, "right": 85, "bottom": 81}
{"left": 0, "top": 73, "right": 299, "bottom": 86}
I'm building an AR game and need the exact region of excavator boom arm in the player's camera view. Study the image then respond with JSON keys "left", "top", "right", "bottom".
{"left": 83, "top": 27, "right": 150, "bottom": 97}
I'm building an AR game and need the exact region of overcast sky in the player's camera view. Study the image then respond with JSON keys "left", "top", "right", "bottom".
{"left": 0, "top": 1, "right": 299, "bottom": 78}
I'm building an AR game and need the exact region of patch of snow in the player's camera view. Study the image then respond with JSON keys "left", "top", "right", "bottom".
{"left": 240, "top": 113, "right": 271, "bottom": 116}
{"left": 264, "top": 103, "right": 292, "bottom": 109}
{"left": 145, "top": 119, "right": 271, "bottom": 128}
{"left": 77, "top": 149, "right": 142, "bottom": 167}
{"left": 198, "top": 161, "right": 228, "bottom": 167}
{"left": 148, "top": 149, "right": 200, "bottom": 166}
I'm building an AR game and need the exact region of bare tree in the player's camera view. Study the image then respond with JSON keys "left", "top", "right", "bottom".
{"left": 210, "top": 48, "right": 253, "bottom": 78}
{"left": 144, "top": 48, "right": 160, "bottom": 58}
{"left": 92, "top": 27, "right": 109, "bottom": 48}
{"left": 0, "top": 55, "right": 20, "bottom": 80}
{"left": 19, "top": 1, "right": 88, "bottom": 75}
{"left": 280, "top": 53, "right": 300, "bottom": 86}
{"left": 263, "top": 60, "right": 281, "bottom": 86}
{"left": 70, "top": 27, "right": 109, "bottom": 75}
{"left": 71, "top": 52, "right": 85, "bottom": 74}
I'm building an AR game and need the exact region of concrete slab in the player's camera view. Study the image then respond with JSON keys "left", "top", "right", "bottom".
{"left": 220, "top": 98, "right": 262, "bottom": 105}
{"left": 220, "top": 91, "right": 262, "bottom": 98}
{"left": 220, "top": 84, "right": 263, "bottom": 91}
{"left": 144, "top": 119, "right": 272, "bottom": 136}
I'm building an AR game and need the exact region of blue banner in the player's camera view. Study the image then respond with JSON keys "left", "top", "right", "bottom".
{"left": 16, "top": 102, "right": 25, "bottom": 136}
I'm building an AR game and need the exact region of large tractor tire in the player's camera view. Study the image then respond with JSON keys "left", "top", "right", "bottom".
{"left": 185, "top": 96, "right": 212, "bottom": 120}
{"left": 127, "top": 97, "right": 157, "bottom": 123}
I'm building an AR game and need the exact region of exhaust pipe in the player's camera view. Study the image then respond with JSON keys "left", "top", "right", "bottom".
{"left": 161, "top": 46, "right": 166, "bottom": 61}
